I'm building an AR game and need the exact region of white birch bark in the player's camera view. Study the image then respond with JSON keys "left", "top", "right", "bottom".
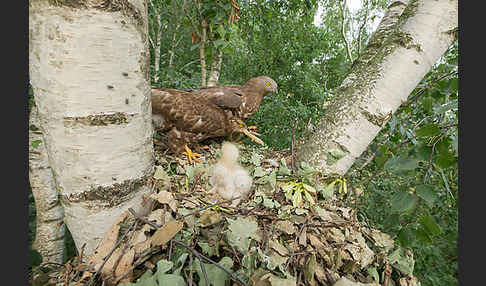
{"left": 153, "top": 14, "right": 162, "bottom": 82}
{"left": 207, "top": 49, "right": 223, "bottom": 87}
{"left": 200, "top": 19, "right": 208, "bottom": 87}
{"left": 29, "top": 106, "right": 66, "bottom": 263}
{"left": 29, "top": 0, "right": 154, "bottom": 255}
{"left": 296, "top": 0, "right": 458, "bottom": 175}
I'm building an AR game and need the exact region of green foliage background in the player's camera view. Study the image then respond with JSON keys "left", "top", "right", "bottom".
{"left": 28, "top": 0, "right": 458, "bottom": 285}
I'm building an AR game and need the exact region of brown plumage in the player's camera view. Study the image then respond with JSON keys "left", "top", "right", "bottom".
{"left": 188, "top": 76, "right": 278, "bottom": 120}
{"left": 151, "top": 76, "right": 277, "bottom": 153}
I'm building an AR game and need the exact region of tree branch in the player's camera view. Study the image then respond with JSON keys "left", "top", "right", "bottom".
{"left": 340, "top": 0, "right": 353, "bottom": 62}
{"left": 356, "top": 0, "right": 370, "bottom": 58}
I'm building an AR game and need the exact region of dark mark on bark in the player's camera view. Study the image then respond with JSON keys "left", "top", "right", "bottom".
{"left": 63, "top": 112, "right": 136, "bottom": 127}
{"left": 360, "top": 109, "right": 391, "bottom": 127}
{"left": 60, "top": 172, "right": 152, "bottom": 208}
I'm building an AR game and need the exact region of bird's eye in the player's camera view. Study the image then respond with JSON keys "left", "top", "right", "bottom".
{"left": 265, "top": 81, "right": 271, "bottom": 87}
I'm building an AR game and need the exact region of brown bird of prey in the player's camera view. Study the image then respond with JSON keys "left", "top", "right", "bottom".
{"left": 151, "top": 76, "right": 277, "bottom": 161}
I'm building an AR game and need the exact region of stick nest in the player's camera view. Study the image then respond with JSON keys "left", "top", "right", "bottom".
{"left": 30, "top": 142, "right": 420, "bottom": 286}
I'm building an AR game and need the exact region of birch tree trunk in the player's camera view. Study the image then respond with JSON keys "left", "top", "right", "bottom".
{"left": 199, "top": 19, "right": 208, "bottom": 87}
{"left": 207, "top": 49, "right": 223, "bottom": 87}
{"left": 29, "top": 0, "right": 154, "bottom": 255}
{"left": 153, "top": 14, "right": 162, "bottom": 82}
{"left": 29, "top": 106, "right": 65, "bottom": 263}
{"left": 296, "top": 0, "right": 458, "bottom": 175}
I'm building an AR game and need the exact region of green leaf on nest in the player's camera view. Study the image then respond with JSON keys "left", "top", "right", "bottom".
{"left": 193, "top": 256, "right": 233, "bottom": 286}
{"left": 226, "top": 218, "right": 260, "bottom": 253}
{"left": 384, "top": 157, "right": 419, "bottom": 173}
{"left": 415, "top": 185, "right": 437, "bottom": 207}
{"left": 390, "top": 191, "right": 417, "bottom": 213}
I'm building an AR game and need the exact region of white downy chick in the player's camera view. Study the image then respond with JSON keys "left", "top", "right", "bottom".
{"left": 209, "top": 142, "right": 252, "bottom": 207}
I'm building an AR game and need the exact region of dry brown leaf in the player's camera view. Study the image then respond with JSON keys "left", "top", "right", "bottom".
{"left": 332, "top": 276, "right": 379, "bottom": 286}
{"left": 133, "top": 237, "right": 152, "bottom": 257}
{"left": 327, "top": 228, "right": 346, "bottom": 243}
{"left": 261, "top": 273, "right": 296, "bottom": 286}
{"left": 86, "top": 210, "right": 129, "bottom": 267}
{"left": 146, "top": 209, "right": 165, "bottom": 229}
{"left": 100, "top": 247, "right": 123, "bottom": 278}
{"left": 250, "top": 269, "right": 272, "bottom": 286}
{"left": 308, "top": 233, "right": 325, "bottom": 248}
{"left": 132, "top": 230, "right": 147, "bottom": 245}
{"left": 115, "top": 248, "right": 135, "bottom": 283}
{"left": 150, "top": 190, "right": 178, "bottom": 212}
{"left": 314, "top": 264, "right": 327, "bottom": 284}
{"left": 152, "top": 220, "right": 184, "bottom": 246}
{"left": 78, "top": 271, "right": 93, "bottom": 284}
{"left": 334, "top": 207, "right": 353, "bottom": 220}
{"left": 182, "top": 199, "right": 199, "bottom": 209}
{"left": 344, "top": 244, "right": 374, "bottom": 268}
{"left": 198, "top": 209, "right": 223, "bottom": 227}
{"left": 299, "top": 227, "right": 307, "bottom": 246}
{"left": 365, "top": 229, "right": 394, "bottom": 249}
{"left": 308, "top": 233, "right": 329, "bottom": 258}
{"left": 275, "top": 220, "right": 297, "bottom": 234}
{"left": 269, "top": 240, "right": 289, "bottom": 256}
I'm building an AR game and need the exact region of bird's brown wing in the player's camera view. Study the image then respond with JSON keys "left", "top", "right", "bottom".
{"left": 152, "top": 88, "right": 232, "bottom": 136}
{"left": 189, "top": 87, "right": 244, "bottom": 109}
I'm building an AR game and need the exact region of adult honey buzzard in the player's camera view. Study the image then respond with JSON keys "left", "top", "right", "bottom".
{"left": 151, "top": 76, "right": 277, "bottom": 158}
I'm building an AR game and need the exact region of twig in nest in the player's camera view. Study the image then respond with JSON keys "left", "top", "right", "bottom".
{"left": 128, "top": 208, "right": 247, "bottom": 286}
{"left": 64, "top": 261, "right": 72, "bottom": 286}
{"left": 86, "top": 219, "right": 137, "bottom": 286}
{"left": 199, "top": 256, "right": 210, "bottom": 286}
{"left": 286, "top": 215, "right": 315, "bottom": 269}
{"left": 168, "top": 240, "right": 174, "bottom": 261}
{"left": 182, "top": 196, "right": 241, "bottom": 218}
{"left": 172, "top": 239, "right": 247, "bottom": 286}
{"left": 128, "top": 208, "right": 161, "bottom": 229}
{"left": 189, "top": 253, "right": 194, "bottom": 286}
{"left": 110, "top": 221, "right": 139, "bottom": 280}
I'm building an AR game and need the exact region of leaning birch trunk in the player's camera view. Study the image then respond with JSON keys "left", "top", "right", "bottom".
{"left": 29, "top": 106, "right": 66, "bottom": 263}
{"left": 296, "top": 0, "right": 458, "bottom": 175}
{"left": 207, "top": 49, "right": 223, "bottom": 87}
{"left": 29, "top": 0, "right": 154, "bottom": 255}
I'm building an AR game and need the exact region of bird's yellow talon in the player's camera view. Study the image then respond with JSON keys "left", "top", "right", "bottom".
{"left": 183, "top": 145, "right": 202, "bottom": 164}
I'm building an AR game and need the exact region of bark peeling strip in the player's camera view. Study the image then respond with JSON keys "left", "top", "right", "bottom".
{"left": 60, "top": 173, "right": 152, "bottom": 208}
{"left": 63, "top": 112, "right": 136, "bottom": 127}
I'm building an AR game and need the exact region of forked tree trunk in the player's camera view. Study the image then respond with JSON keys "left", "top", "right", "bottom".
{"left": 296, "top": 0, "right": 458, "bottom": 175}
{"left": 29, "top": 0, "right": 154, "bottom": 255}
{"left": 29, "top": 106, "right": 66, "bottom": 263}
